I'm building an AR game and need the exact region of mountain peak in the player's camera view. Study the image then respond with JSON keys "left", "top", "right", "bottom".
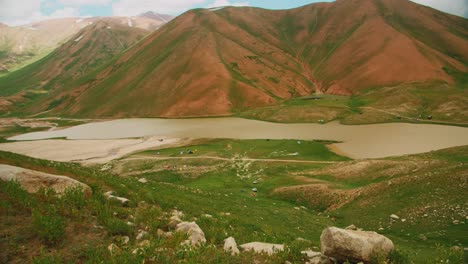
{"left": 138, "top": 11, "right": 173, "bottom": 22}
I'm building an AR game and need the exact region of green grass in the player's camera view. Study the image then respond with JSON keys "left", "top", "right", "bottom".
{"left": 0, "top": 150, "right": 332, "bottom": 263}
{"left": 237, "top": 94, "right": 353, "bottom": 123}
{"left": 0, "top": 140, "right": 466, "bottom": 263}
{"left": 141, "top": 139, "right": 349, "bottom": 161}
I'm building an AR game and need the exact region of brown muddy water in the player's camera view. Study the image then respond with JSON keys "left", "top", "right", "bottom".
{"left": 7, "top": 118, "right": 468, "bottom": 159}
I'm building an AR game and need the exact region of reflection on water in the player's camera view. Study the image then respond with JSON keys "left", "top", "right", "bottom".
{"left": 8, "top": 118, "right": 468, "bottom": 159}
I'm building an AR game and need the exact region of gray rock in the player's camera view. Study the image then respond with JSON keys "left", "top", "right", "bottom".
{"left": 168, "top": 210, "right": 184, "bottom": 228}
{"left": 320, "top": 227, "right": 394, "bottom": 263}
{"left": 239, "top": 242, "right": 284, "bottom": 255}
{"left": 303, "top": 250, "right": 332, "bottom": 264}
{"left": 138, "top": 178, "right": 148, "bottom": 183}
{"left": 390, "top": 214, "right": 400, "bottom": 220}
{"left": 224, "top": 237, "right": 240, "bottom": 255}
{"left": 136, "top": 230, "right": 148, "bottom": 240}
{"left": 120, "top": 236, "right": 130, "bottom": 245}
{"left": 0, "top": 164, "right": 92, "bottom": 196}
{"left": 108, "top": 243, "right": 120, "bottom": 255}
{"left": 104, "top": 191, "right": 130, "bottom": 206}
{"left": 176, "top": 222, "right": 206, "bottom": 247}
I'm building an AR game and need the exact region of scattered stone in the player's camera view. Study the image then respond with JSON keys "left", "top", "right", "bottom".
{"left": 136, "top": 230, "right": 148, "bottom": 240}
{"left": 176, "top": 222, "right": 206, "bottom": 247}
{"left": 390, "top": 214, "right": 400, "bottom": 220}
{"left": 104, "top": 191, "right": 130, "bottom": 206}
{"left": 108, "top": 243, "right": 121, "bottom": 255}
{"left": 307, "top": 254, "right": 333, "bottom": 264}
{"left": 453, "top": 220, "right": 460, "bottom": 225}
{"left": 320, "top": 227, "right": 394, "bottom": 263}
{"left": 120, "top": 236, "right": 130, "bottom": 246}
{"left": 157, "top": 229, "right": 165, "bottom": 237}
{"left": 132, "top": 248, "right": 144, "bottom": 255}
{"left": 345, "top": 224, "right": 357, "bottom": 230}
{"left": 224, "top": 237, "right": 240, "bottom": 255}
{"left": 239, "top": 242, "right": 284, "bottom": 255}
{"left": 202, "top": 214, "right": 213, "bottom": 219}
{"left": 138, "top": 178, "right": 148, "bottom": 183}
{"left": 168, "top": 210, "right": 184, "bottom": 228}
{"left": 139, "top": 240, "right": 150, "bottom": 248}
{"left": 401, "top": 219, "right": 407, "bottom": 222}
{"left": 126, "top": 221, "right": 135, "bottom": 226}
{"left": 0, "top": 165, "right": 92, "bottom": 196}
{"left": 451, "top": 246, "right": 462, "bottom": 251}
{"left": 302, "top": 250, "right": 322, "bottom": 258}
{"left": 378, "top": 227, "right": 384, "bottom": 231}
{"left": 418, "top": 234, "right": 428, "bottom": 241}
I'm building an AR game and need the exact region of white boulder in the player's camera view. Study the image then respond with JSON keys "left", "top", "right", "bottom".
{"left": 104, "top": 191, "right": 130, "bottom": 206}
{"left": 224, "top": 237, "right": 240, "bottom": 255}
{"left": 320, "top": 227, "right": 394, "bottom": 263}
{"left": 176, "top": 221, "right": 206, "bottom": 247}
{"left": 239, "top": 242, "right": 284, "bottom": 255}
{"left": 0, "top": 164, "right": 91, "bottom": 196}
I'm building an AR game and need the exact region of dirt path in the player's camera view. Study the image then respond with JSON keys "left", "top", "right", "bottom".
{"left": 122, "top": 155, "right": 339, "bottom": 164}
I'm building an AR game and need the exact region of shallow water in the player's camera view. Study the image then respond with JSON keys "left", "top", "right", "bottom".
{"left": 8, "top": 118, "right": 468, "bottom": 159}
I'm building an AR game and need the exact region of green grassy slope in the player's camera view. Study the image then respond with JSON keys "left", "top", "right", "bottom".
{"left": 0, "top": 21, "right": 149, "bottom": 115}
{"left": 0, "top": 139, "right": 466, "bottom": 262}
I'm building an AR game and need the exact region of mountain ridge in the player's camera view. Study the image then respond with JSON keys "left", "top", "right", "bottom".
{"left": 0, "top": 13, "right": 174, "bottom": 72}
{"left": 1, "top": 0, "right": 467, "bottom": 118}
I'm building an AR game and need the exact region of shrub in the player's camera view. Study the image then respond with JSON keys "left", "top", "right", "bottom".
{"left": 59, "top": 187, "right": 87, "bottom": 217}
{"left": 103, "top": 218, "right": 133, "bottom": 236}
{"left": 1, "top": 180, "right": 33, "bottom": 208}
{"left": 435, "top": 244, "right": 464, "bottom": 264}
{"left": 32, "top": 206, "right": 66, "bottom": 245}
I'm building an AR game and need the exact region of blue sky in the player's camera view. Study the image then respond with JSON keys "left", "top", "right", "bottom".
{"left": 1, "top": 0, "right": 466, "bottom": 26}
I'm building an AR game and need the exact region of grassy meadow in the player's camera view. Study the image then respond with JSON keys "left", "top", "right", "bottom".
{"left": 0, "top": 138, "right": 466, "bottom": 263}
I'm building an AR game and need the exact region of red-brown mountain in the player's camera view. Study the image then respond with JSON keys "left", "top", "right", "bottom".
{"left": 5, "top": 0, "right": 468, "bottom": 117}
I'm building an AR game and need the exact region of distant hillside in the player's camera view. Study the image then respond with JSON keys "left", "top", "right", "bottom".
{"left": 139, "top": 11, "right": 174, "bottom": 23}
{"left": 0, "top": 20, "right": 149, "bottom": 114}
{"left": 0, "top": 13, "right": 173, "bottom": 72}
{"left": 1, "top": 0, "right": 467, "bottom": 118}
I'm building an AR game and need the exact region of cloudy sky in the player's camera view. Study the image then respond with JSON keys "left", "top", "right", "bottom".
{"left": 0, "top": 0, "right": 467, "bottom": 26}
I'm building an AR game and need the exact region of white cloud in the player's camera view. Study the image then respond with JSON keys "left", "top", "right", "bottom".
{"left": 207, "top": 0, "right": 250, "bottom": 8}
{"left": 0, "top": 0, "right": 81, "bottom": 25}
{"left": 57, "top": 0, "right": 112, "bottom": 6}
{"left": 112, "top": 0, "right": 206, "bottom": 16}
{"left": 49, "top": 7, "right": 80, "bottom": 18}
{"left": 410, "top": 0, "right": 467, "bottom": 18}
{"left": 0, "top": 0, "right": 41, "bottom": 25}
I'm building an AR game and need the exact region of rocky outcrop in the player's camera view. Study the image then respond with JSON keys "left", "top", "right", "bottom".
{"left": 0, "top": 164, "right": 91, "bottom": 195}
{"left": 239, "top": 242, "right": 284, "bottom": 255}
{"left": 176, "top": 221, "right": 206, "bottom": 247}
{"left": 320, "top": 227, "right": 394, "bottom": 263}
{"left": 224, "top": 237, "right": 240, "bottom": 255}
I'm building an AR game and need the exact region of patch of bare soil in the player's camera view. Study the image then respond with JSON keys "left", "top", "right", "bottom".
{"left": 301, "top": 159, "right": 441, "bottom": 180}
{"left": 0, "top": 137, "right": 183, "bottom": 164}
